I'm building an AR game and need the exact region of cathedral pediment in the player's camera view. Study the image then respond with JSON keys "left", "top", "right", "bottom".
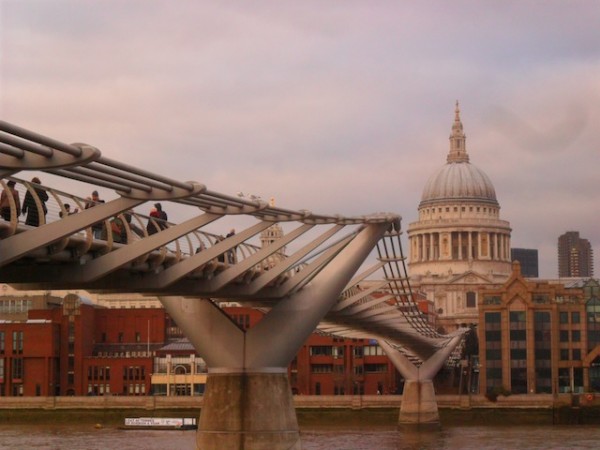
{"left": 446, "top": 270, "right": 493, "bottom": 285}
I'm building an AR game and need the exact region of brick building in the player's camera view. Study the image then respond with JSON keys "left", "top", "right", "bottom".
{"left": 1, "top": 294, "right": 166, "bottom": 397}
{"left": 1, "top": 295, "right": 406, "bottom": 397}
{"left": 478, "top": 261, "right": 600, "bottom": 395}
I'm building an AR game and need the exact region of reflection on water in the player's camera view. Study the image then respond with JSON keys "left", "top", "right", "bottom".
{"left": 1, "top": 424, "right": 600, "bottom": 449}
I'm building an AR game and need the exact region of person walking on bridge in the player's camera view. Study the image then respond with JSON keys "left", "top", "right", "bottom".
{"left": 0, "top": 180, "right": 20, "bottom": 222}
{"left": 85, "top": 190, "right": 105, "bottom": 238}
{"left": 21, "top": 177, "right": 48, "bottom": 227}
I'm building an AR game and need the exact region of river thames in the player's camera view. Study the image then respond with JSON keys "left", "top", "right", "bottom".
{"left": 1, "top": 424, "right": 599, "bottom": 449}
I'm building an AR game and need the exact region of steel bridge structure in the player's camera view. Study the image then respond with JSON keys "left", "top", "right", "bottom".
{"left": 0, "top": 121, "right": 465, "bottom": 449}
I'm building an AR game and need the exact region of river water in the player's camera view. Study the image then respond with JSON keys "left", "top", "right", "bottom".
{"left": 1, "top": 424, "right": 599, "bottom": 449}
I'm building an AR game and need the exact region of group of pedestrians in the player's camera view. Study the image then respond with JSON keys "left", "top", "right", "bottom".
{"left": 1, "top": 177, "right": 49, "bottom": 226}
{"left": 1, "top": 181, "right": 239, "bottom": 263}
{"left": 1, "top": 180, "right": 171, "bottom": 244}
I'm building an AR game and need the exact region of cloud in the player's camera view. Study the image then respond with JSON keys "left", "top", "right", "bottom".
{"left": 1, "top": 1, "right": 599, "bottom": 278}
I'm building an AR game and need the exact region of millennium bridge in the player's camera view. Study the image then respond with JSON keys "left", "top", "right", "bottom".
{"left": 0, "top": 121, "right": 465, "bottom": 449}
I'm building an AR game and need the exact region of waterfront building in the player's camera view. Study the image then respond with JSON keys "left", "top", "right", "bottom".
{"left": 0, "top": 294, "right": 166, "bottom": 397}
{"left": 0, "top": 293, "right": 403, "bottom": 397}
{"left": 511, "top": 248, "right": 539, "bottom": 278}
{"left": 478, "top": 261, "right": 600, "bottom": 394}
{"left": 151, "top": 339, "right": 207, "bottom": 396}
{"left": 558, "top": 231, "right": 594, "bottom": 277}
{"left": 407, "top": 103, "right": 512, "bottom": 331}
{"left": 291, "top": 333, "right": 401, "bottom": 396}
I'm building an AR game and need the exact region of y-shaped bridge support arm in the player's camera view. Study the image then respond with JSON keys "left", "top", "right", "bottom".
{"left": 380, "top": 335, "right": 463, "bottom": 428}
{"left": 159, "top": 222, "right": 390, "bottom": 450}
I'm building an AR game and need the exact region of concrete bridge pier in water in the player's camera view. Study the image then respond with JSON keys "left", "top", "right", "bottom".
{"left": 380, "top": 336, "right": 463, "bottom": 428}
{"left": 160, "top": 222, "right": 390, "bottom": 450}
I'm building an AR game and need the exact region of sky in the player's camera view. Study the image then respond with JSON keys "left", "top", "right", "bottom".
{"left": 0, "top": 0, "right": 598, "bottom": 278}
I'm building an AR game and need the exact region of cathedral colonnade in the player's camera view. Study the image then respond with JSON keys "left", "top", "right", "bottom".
{"left": 409, "top": 229, "right": 511, "bottom": 263}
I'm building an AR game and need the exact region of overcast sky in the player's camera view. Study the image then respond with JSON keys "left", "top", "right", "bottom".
{"left": 1, "top": 1, "right": 598, "bottom": 278}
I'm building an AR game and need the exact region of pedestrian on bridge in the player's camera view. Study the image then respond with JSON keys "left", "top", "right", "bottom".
{"left": 21, "top": 177, "right": 48, "bottom": 227}
{"left": 154, "top": 203, "right": 168, "bottom": 229}
{"left": 146, "top": 207, "right": 161, "bottom": 235}
{"left": 0, "top": 180, "right": 20, "bottom": 222}
{"left": 84, "top": 190, "right": 105, "bottom": 239}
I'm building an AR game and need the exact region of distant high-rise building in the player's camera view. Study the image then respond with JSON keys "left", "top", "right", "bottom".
{"left": 558, "top": 231, "right": 594, "bottom": 277}
{"left": 511, "top": 248, "right": 539, "bottom": 277}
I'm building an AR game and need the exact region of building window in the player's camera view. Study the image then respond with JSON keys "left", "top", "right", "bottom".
{"left": 572, "top": 312, "right": 581, "bottom": 324}
{"left": 559, "top": 312, "right": 569, "bottom": 324}
{"left": 586, "top": 298, "right": 600, "bottom": 352}
{"left": 573, "top": 349, "right": 582, "bottom": 360}
{"left": 560, "top": 330, "right": 569, "bottom": 342}
{"left": 118, "top": 332, "right": 124, "bottom": 343}
{"left": 12, "top": 358, "right": 24, "bottom": 380}
{"left": 534, "top": 311, "right": 552, "bottom": 393}
{"left": 12, "top": 331, "right": 23, "bottom": 355}
{"left": 466, "top": 292, "right": 476, "bottom": 308}
{"left": 572, "top": 330, "right": 581, "bottom": 342}
{"left": 0, "top": 331, "right": 4, "bottom": 354}
{"left": 485, "top": 312, "right": 503, "bottom": 390}
{"left": 135, "top": 332, "right": 141, "bottom": 343}
{"left": 560, "top": 349, "right": 569, "bottom": 360}
{"left": 364, "top": 345, "right": 384, "bottom": 356}
{"left": 309, "top": 346, "right": 332, "bottom": 356}
{"left": 364, "top": 363, "right": 387, "bottom": 373}
{"left": 558, "top": 368, "right": 571, "bottom": 393}
{"left": 310, "top": 364, "right": 333, "bottom": 373}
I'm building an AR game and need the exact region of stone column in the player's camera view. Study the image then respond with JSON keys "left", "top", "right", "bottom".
{"left": 468, "top": 232, "right": 473, "bottom": 260}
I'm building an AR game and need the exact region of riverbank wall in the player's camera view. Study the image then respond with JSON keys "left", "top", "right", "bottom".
{"left": 0, "top": 394, "right": 598, "bottom": 426}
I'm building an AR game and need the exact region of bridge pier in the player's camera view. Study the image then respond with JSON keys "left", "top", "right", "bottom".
{"left": 380, "top": 336, "right": 462, "bottom": 429}
{"left": 198, "top": 371, "right": 300, "bottom": 450}
{"left": 159, "top": 222, "right": 390, "bottom": 449}
{"left": 397, "top": 379, "right": 440, "bottom": 429}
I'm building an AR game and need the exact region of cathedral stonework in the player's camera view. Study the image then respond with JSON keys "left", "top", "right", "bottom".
{"left": 407, "top": 103, "right": 512, "bottom": 331}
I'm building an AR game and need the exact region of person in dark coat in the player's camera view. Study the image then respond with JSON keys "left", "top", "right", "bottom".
{"left": 84, "top": 190, "right": 105, "bottom": 239}
{"left": 146, "top": 207, "right": 161, "bottom": 235}
{"left": 21, "top": 177, "right": 48, "bottom": 227}
{"left": 0, "top": 180, "right": 20, "bottom": 221}
{"left": 154, "top": 203, "right": 168, "bottom": 229}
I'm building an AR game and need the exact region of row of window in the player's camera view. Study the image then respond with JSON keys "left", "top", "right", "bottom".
{"left": 422, "top": 205, "right": 498, "bottom": 215}
{"left": 310, "top": 363, "right": 388, "bottom": 374}
{"left": 123, "top": 366, "right": 145, "bottom": 381}
{"left": 309, "top": 345, "right": 385, "bottom": 358}
{"left": 0, "top": 331, "right": 23, "bottom": 354}
{"left": 0, "top": 357, "right": 23, "bottom": 379}
{"left": 100, "top": 331, "right": 145, "bottom": 343}
{"left": 0, "top": 300, "right": 33, "bottom": 314}
{"left": 87, "top": 366, "right": 111, "bottom": 381}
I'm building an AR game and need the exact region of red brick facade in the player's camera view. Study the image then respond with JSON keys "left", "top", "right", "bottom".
{"left": 1, "top": 299, "right": 402, "bottom": 396}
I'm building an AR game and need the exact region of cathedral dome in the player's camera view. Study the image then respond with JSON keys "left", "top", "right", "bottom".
{"left": 419, "top": 102, "right": 498, "bottom": 208}
{"left": 420, "top": 161, "right": 498, "bottom": 206}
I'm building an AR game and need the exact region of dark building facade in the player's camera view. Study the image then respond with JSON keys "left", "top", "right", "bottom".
{"left": 479, "top": 262, "right": 600, "bottom": 395}
{"left": 558, "top": 231, "right": 594, "bottom": 277}
{"left": 1, "top": 294, "right": 166, "bottom": 397}
{"left": 0, "top": 297, "right": 405, "bottom": 397}
{"left": 511, "top": 248, "right": 539, "bottom": 278}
